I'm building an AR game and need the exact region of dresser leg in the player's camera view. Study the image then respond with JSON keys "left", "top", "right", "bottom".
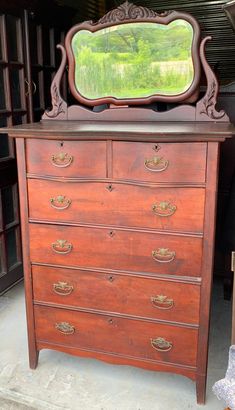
{"left": 29, "top": 350, "right": 39, "bottom": 369}
{"left": 196, "top": 374, "right": 206, "bottom": 404}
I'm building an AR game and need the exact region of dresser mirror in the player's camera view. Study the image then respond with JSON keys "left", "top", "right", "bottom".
{"left": 71, "top": 20, "right": 195, "bottom": 102}
{"left": 43, "top": 1, "right": 229, "bottom": 122}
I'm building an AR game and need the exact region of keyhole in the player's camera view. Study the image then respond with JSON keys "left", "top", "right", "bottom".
{"left": 109, "top": 231, "right": 115, "bottom": 237}
{"left": 107, "top": 184, "right": 113, "bottom": 192}
{"left": 153, "top": 144, "right": 160, "bottom": 152}
{"left": 108, "top": 318, "right": 113, "bottom": 324}
{"left": 60, "top": 142, "right": 64, "bottom": 147}
{"left": 108, "top": 275, "right": 114, "bottom": 282}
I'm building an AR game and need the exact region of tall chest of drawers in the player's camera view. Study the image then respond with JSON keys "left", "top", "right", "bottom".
{"left": 5, "top": 121, "right": 234, "bottom": 404}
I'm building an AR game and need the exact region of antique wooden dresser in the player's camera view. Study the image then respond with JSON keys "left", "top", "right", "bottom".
{"left": 2, "top": 1, "right": 235, "bottom": 404}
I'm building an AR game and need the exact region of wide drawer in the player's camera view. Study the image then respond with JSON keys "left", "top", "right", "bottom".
{"left": 26, "top": 140, "right": 107, "bottom": 177}
{"left": 29, "top": 224, "right": 202, "bottom": 276}
{"left": 34, "top": 305, "right": 198, "bottom": 367}
{"left": 28, "top": 179, "right": 205, "bottom": 233}
{"left": 113, "top": 141, "right": 207, "bottom": 183}
{"left": 32, "top": 265, "right": 200, "bottom": 325}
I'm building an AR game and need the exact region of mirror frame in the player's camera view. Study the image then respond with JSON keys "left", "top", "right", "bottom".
{"left": 65, "top": 1, "right": 201, "bottom": 107}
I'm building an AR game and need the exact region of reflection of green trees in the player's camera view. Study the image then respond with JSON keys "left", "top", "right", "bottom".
{"left": 72, "top": 21, "right": 194, "bottom": 99}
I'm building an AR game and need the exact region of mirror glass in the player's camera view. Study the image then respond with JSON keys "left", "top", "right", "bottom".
{"left": 72, "top": 20, "right": 194, "bottom": 100}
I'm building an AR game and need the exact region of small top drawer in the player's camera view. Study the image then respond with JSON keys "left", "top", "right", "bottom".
{"left": 26, "top": 139, "right": 107, "bottom": 178}
{"left": 113, "top": 142, "right": 207, "bottom": 183}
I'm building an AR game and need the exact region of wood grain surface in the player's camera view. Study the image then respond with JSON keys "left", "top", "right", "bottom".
{"left": 32, "top": 265, "right": 201, "bottom": 325}
{"left": 113, "top": 141, "right": 207, "bottom": 183}
{"left": 28, "top": 179, "right": 205, "bottom": 233}
{"left": 29, "top": 223, "right": 202, "bottom": 276}
{"left": 34, "top": 305, "right": 198, "bottom": 367}
{"left": 26, "top": 139, "right": 107, "bottom": 177}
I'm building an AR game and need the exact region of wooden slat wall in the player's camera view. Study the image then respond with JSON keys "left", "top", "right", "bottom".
{"left": 106, "top": 0, "right": 235, "bottom": 84}
{"left": 55, "top": 0, "right": 106, "bottom": 23}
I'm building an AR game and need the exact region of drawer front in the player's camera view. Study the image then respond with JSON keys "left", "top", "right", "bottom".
{"left": 34, "top": 305, "right": 198, "bottom": 367}
{"left": 29, "top": 224, "right": 202, "bottom": 276}
{"left": 113, "top": 142, "right": 207, "bottom": 183}
{"left": 28, "top": 179, "right": 205, "bottom": 233}
{"left": 26, "top": 140, "right": 107, "bottom": 177}
{"left": 32, "top": 265, "right": 200, "bottom": 325}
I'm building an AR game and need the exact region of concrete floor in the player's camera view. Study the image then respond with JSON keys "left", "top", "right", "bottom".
{"left": 0, "top": 279, "right": 231, "bottom": 410}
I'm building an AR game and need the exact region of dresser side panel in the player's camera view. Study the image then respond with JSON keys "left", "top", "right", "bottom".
{"left": 15, "top": 138, "right": 38, "bottom": 369}
{"left": 196, "top": 141, "right": 220, "bottom": 404}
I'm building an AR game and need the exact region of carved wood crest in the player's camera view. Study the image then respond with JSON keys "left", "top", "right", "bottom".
{"left": 97, "top": 1, "right": 171, "bottom": 24}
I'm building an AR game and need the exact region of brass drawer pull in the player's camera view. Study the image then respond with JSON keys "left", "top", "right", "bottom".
{"left": 152, "top": 201, "right": 177, "bottom": 217}
{"left": 50, "top": 195, "right": 72, "bottom": 210}
{"left": 152, "top": 248, "right": 175, "bottom": 263}
{"left": 51, "top": 239, "right": 73, "bottom": 254}
{"left": 53, "top": 281, "right": 74, "bottom": 296}
{"left": 145, "top": 156, "right": 169, "bottom": 172}
{"left": 51, "top": 152, "right": 73, "bottom": 168}
{"left": 151, "top": 337, "right": 173, "bottom": 352}
{"left": 55, "top": 322, "right": 75, "bottom": 335}
{"left": 151, "top": 295, "right": 174, "bottom": 310}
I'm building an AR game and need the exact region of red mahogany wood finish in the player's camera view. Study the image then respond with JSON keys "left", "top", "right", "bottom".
{"left": 29, "top": 223, "right": 203, "bottom": 276}
{"left": 28, "top": 179, "right": 205, "bottom": 233}
{"left": 34, "top": 305, "right": 198, "bottom": 367}
{"left": 2, "top": 121, "right": 234, "bottom": 406}
{"left": 32, "top": 265, "right": 201, "bottom": 325}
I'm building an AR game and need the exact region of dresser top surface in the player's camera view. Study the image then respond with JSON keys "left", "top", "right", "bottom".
{"left": 1, "top": 120, "right": 235, "bottom": 141}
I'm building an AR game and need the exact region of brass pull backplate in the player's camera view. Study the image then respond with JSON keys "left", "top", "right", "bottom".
{"left": 55, "top": 322, "right": 75, "bottom": 335}
{"left": 151, "top": 337, "right": 173, "bottom": 352}
{"left": 51, "top": 239, "right": 73, "bottom": 254}
{"left": 151, "top": 295, "right": 174, "bottom": 310}
{"left": 51, "top": 152, "right": 73, "bottom": 168}
{"left": 50, "top": 195, "right": 72, "bottom": 210}
{"left": 145, "top": 156, "right": 169, "bottom": 172}
{"left": 152, "top": 248, "right": 175, "bottom": 263}
{"left": 152, "top": 201, "right": 177, "bottom": 217}
{"left": 53, "top": 281, "right": 74, "bottom": 296}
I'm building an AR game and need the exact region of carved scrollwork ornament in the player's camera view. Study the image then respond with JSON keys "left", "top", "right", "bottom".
{"left": 200, "top": 80, "right": 226, "bottom": 120}
{"left": 197, "top": 36, "right": 228, "bottom": 121}
{"left": 43, "top": 44, "right": 67, "bottom": 119}
{"left": 97, "top": 1, "right": 172, "bottom": 25}
{"left": 46, "top": 83, "right": 65, "bottom": 118}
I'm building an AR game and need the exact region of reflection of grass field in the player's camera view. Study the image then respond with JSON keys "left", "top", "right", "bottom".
{"left": 73, "top": 21, "right": 194, "bottom": 100}
{"left": 85, "top": 86, "right": 189, "bottom": 99}
{"left": 75, "top": 52, "right": 193, "bottom": 99}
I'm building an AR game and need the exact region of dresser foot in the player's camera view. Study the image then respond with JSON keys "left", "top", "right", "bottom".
{"left": 196, "top": 374, "right": 206, "bottom": 404}
{"left": 29, "top": 350, "right": 39, "bottom": 369}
